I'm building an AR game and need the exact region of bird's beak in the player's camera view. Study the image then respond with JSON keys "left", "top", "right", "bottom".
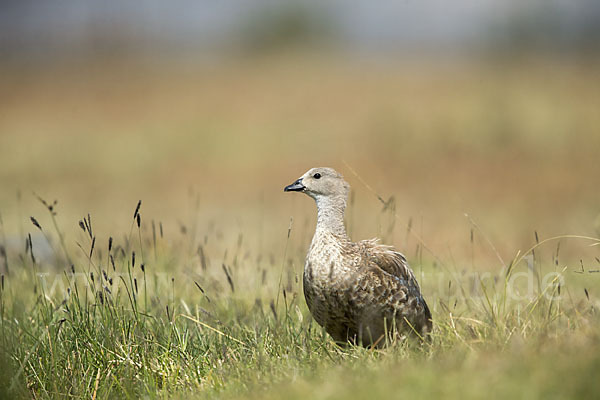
{"left": 284, "top": 178, "right": 305, "bottom": 192}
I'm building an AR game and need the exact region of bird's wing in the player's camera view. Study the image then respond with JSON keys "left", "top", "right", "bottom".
{"left": 351, "top": 239, "right": 432, "bottom": 336}
{"left": 360, "top": 239, "right": 421, "bottom": 293}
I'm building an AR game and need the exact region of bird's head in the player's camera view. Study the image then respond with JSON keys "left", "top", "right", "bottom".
{"left": 284, "top": 167, "right": 350, "bottom": 201}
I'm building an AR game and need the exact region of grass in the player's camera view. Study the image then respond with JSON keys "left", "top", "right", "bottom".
{"left": 1, "top": 193, "right": 599, "bottom": 399}
{"left": 0, "top": 54, "right": 599, "bottom": 398}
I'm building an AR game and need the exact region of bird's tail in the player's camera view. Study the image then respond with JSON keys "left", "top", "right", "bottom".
{"left": 421, "top": 297, "right": 433, "bottom": 336}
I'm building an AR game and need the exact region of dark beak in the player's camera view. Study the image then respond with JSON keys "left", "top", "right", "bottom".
{"left": 284, "top": 178, "right": 305, "bottom": 192}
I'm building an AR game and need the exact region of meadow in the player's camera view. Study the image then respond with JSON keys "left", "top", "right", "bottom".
{"left": 0, "top": 54, "right": 599, "bottom": 398}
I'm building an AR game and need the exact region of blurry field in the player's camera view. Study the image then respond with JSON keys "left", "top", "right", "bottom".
{"left": 0, "top": 54, "right": 599, "bottom": 398}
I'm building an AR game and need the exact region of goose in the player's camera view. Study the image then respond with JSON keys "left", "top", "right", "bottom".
{"left": 284, "top": 167, "right": 432, "bottom": 347}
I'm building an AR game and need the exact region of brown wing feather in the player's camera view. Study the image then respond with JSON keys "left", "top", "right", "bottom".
{"left": 358, "top": 239, "right": 433, "bottom": 335}
{"left": 360, "top": 239, "right": 420, "bottom": 290}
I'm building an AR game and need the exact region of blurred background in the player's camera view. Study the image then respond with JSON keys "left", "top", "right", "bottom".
{"left": 1, "top": 0, "right": 599, "bottom": 265}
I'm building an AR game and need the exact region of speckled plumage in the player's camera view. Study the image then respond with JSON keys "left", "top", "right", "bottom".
{"left": 285, "top": 167, "right": 432, "bottom": 347}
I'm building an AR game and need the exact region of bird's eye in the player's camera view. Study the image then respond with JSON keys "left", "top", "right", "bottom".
{"left": 313, "top": 173, "right": 321, "bottom": 179}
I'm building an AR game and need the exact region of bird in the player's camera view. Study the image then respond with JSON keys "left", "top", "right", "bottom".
{"left": 284, "top": 167, "right": 432, "bottom": 347}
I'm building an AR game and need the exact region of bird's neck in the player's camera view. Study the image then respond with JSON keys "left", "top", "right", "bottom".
{"left": 314, "top": 195, "right": 348, "bottom": 238}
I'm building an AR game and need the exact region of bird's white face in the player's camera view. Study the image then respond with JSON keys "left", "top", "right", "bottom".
{"left": 284, "top": 167, "right": 350, "bottom": 199}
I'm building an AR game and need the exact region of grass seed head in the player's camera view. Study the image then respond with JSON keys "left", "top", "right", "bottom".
{"left": 222, "top": 264, "right": 235, "bottom": 293}
{"left": 133, "top": 200, "right": 142, "bottom": 220}
{"left": 89, "top": 237, "right": 96, "bottom": 258}
{"left": 30, "top": 216, "right": 42, "bottom": 230}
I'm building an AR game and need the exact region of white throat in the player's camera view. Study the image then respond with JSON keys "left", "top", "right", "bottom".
{"left": 313, "top": 194, "right": 348, "bottom": 237}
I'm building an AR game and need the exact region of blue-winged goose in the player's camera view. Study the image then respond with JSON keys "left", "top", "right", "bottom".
{"left": 284, "top": 167, "right": 432, "bottom": 347}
